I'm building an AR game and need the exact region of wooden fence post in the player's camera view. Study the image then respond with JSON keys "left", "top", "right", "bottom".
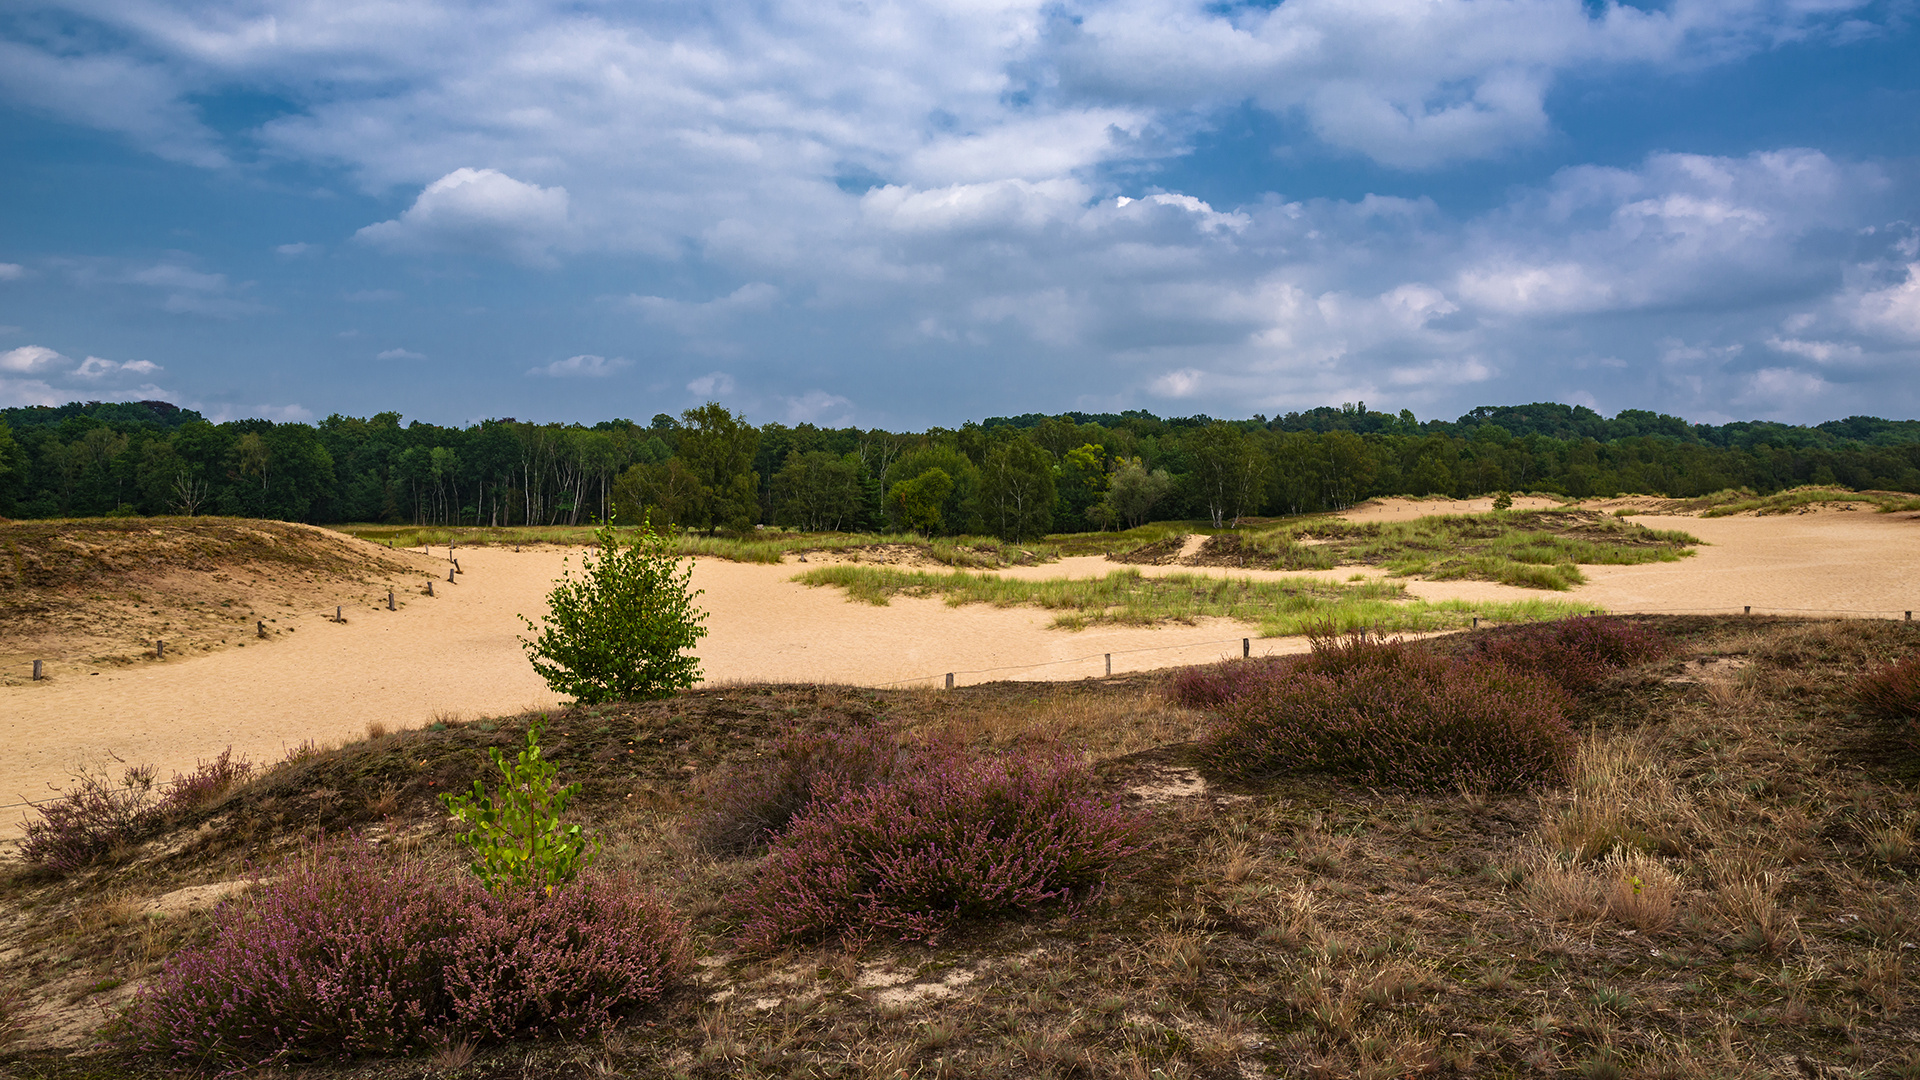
{"left": 1744, "top": 606, "right": 1751, "bottom": 615}
{"left": 32, "top": 659, "right": 43, "bottom": 680}
{"left": 427, "top": 580, "right": 435, "bottom": 597}
{"left": 945, "top": 673, "right": 954, "bottom": 690}
{"left": 156, "top": 639, "right": 164, "bottom": 658}
{"left": 447, "top": 567, "right": 456, "bottom": 583}
{"left": 1242, "top": 638, "right": 1250, "bottom": 658}
{"left": 258, "top": 620, "right": 267, "bottom": 638}
{"left": 1105, "top": 653, "right": 1112, "bottom": 676}
{"left": 388, "top": 589, "right": 396, "bottom": 611}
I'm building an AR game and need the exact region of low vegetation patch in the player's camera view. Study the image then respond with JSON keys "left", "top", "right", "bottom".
{"left": 795, "top": 564, "right": 1589, "bottom": 634}
{"left": 1854, "top": 652, "right": 1920, "bottom": 756}
{"left": 735, "top": 748, "right": 1145, "bottom": 951}
{"left": 21, "top": 749, "right": 252, "bottom": 874}
{"left": 120, "top": 844, "right": 687, "bottom": 1072}
{"left": 1471, "top": 614, "right": 1672, "bottom": 693}
{"left": 1195, "top": 634, "right": 1578, "bottom": 791}
{"left": 1687, "top": 484, "right": 1920, "bottom": 517}
{"left": 690, "top": 724, "right": 914, "bottom": 854}
{"left": 1197, "top": 509, "right": 1698, "bottom": 589}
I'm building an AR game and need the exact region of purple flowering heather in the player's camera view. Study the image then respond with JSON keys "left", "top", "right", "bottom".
{"left": 736, "top": 749, "right": 1145, "bottom": 952}
{"left": 121, "top": 846, "right": 688, "bottom": 1073}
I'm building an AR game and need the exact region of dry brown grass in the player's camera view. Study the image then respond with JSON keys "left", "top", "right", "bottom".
{"left": 4, "top": 615, "right": 1919, "bottom": 1079}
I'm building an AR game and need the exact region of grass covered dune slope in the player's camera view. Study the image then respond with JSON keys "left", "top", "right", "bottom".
{"left": 4, "top": 615, "right": 1920, "bottom": 1078}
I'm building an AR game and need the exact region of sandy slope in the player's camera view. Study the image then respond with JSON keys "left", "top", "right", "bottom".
{"left": 6, "top": 504, "right": 1917, "bottom": 838}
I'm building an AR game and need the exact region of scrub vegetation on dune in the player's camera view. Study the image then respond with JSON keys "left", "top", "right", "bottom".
{"left": 5, "top": 615, "right": 1920, "bottom": 1078}
{"left": 1192, "top": 509, "right": 1699, "bottom": 590}
{"left": 794, "top": 563, "right": 1590, "bottom": 635}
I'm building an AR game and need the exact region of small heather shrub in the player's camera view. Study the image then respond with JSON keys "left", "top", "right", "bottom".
{"left": 159, "top": 747, "right": 253, "bottom": 813}
{"left": 1169, "top": 656, "right": 1297, "bottom": 711}
{"left": 736, "top": 749, "right": 1145, "bottom": 951}
{"left": 1854, "top": 653, "right": 1920, "bottom": 753}
{"left": 20, "top": 764, "right": 158, "bottom": 873}
{"left": 690, "top": 725, "right": 915, "bottom": 853}
{"left": 1199, "top": 635, "right": 1575, "bottom": 792}
{"left": 1472, "top": 615, "right": 1668, "bottom": 694}
{"left": 122, "top": 845, "right": 688, "bottom": 1071}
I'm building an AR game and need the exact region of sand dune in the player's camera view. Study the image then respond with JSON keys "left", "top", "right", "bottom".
{"left": 6, "top": 503, "right": 1917, "bottom": 838}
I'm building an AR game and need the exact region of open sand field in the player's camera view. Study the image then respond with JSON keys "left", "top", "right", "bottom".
{"left": 5, "top": 501, "right": 1917, "bottom": 838}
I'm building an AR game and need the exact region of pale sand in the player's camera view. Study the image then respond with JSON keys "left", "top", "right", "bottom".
{"left": 6, "top": 504, "right": 1917, "bottom": 837}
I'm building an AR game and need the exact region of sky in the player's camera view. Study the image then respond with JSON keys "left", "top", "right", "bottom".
{"left": 1, "top": 0, "right": 1917, "bottom": 431}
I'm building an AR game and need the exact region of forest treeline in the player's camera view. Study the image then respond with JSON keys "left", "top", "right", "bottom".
{"left": 2, "top": 399, "right": 1918, "bottom": 539}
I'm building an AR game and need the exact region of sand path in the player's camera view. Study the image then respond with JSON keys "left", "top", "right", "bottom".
{"left": 6, "top": 505, "right": 1917, "bottom": 836}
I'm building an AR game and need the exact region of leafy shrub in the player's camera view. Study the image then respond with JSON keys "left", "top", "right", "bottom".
{"left": 440, "top": 719, "right": 599, "bottom": 890}
{"left": 736, "top": 750, "right": 1144, "bottom": 951}
{"left": 20, "top": 764, "right": 158, "bottom": 873}
{"left": 1199, "top": 636, "right": 1574, "bottom": 792}
{"left": 521, "top": 518, "right": 708, "bottom": 703}
{"left": 691, "top": 725, "right": 914, "bottom": 854}
{"left": 1854, "top": 653, "right": 1920, "bottom": 753}
{"left": 1472, "top": 615, "right": 1668, "bottom": 693}
{"left": 122, "top": 846, "right": 687, "bottom": 1071}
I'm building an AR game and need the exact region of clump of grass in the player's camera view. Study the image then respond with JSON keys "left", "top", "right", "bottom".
{"left": 689, "top": 725, "right": 917, "bottom": 853}
{"left": 735, "top": 748, "right": 1145, "bottom": 951}
{"left": 796, "top": 564, "right": 1589, "bottom": 633}
{"left": 1196, "top": 634, "right": 1576, "bottom": 792}
{"left": 1853, "top": 653, "right": 1920, "bottom": 755}
{"left": 120, "top": 844, "right": 688, "bottom": 1071}
{"left": 1472, "top": 616, "right": 1670, "bottom": 694}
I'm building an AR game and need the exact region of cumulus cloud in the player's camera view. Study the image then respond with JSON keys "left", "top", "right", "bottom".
{"left": 357, "top": 168, "right": 570, "bottom": 265}
{"left": 75, "top": 356, "right": 164, "bottom": 379}
{"left": 528, "top": 354, "right": 629, "bottom": 378}
{"left": 1849, "top": 264, "right": 1920, "bottom": 342}
{"left": 630, "top": 284, "right": 780, "bottom": 331}
{"left": 1, "top": 345, "right": 66, "bottom": 374}
{"left": 376, "top": 348, "right": 426, "bottom": 361}
{"left": 783, "top": 390, "right": 854, "bottom": 425}
{"left": 687, "top": 372, "right": 736, "bottom": 397}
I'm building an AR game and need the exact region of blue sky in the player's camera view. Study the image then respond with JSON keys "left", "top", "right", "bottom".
{"left": 1, "top": 0, "right": 1916, "bottom": 430}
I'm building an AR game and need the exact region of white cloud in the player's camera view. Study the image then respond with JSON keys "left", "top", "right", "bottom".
{"left": 357, "top": 168, "right": 570, "bottom": 266}
{"left": 1849, "top": 263, "right": 1920, "bottom": 342}
{"left": 1151, "top": 368, "right": 1204, "bottom": 398}
{"left": 376, "top": 347, "right": 426, "bottom": 361}
{"left": 630, "top": 284, "right": 780, "bottom": 331}
{"left": 0, "top": 345, "right": 66, "bottom": 374}
{"left": 0, "top": 263, "right": 24, "bottom": 280}
{"left": 529, "top": 354, "right": 629, "bottom": 378}
{"left": 687, "top": 372, "right": 736, "bottom": 397}
{"left": 74, "top": 356, "right": 164, "bottom": 379}
{"left": 0, "top": 377, "right": 62, "bottom": 408}
{"left": 782, "top": 390, "right": 854, "bottom": 425}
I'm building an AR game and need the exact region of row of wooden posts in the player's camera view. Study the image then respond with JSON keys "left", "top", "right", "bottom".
{"left": 28, "top": 547, "right": 469, "bottom": 681}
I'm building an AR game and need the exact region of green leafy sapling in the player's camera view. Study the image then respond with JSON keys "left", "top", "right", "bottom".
{"left": 439, "top": 718, "right": 599, "bottom": 890}
{"left": 521, "top": 516, "right": 708, "bottom": 703}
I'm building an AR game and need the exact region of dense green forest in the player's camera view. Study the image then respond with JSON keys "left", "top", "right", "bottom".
{"left": 2, "top": 399, "right": 1918, "bottom": 539}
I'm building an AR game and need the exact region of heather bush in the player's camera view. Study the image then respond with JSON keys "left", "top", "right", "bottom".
{"left": 122, "top": 845, "right": 689, "bottom": 1072}
{"left": 1854, "top": 653, "right": 1920, "bottom": 753}
{"left": 690, "top": 724, "right": 916, "bottom": 853}
{"left": 736, "top": 750, "right": 1145, "bottom": 951}
{"left": 20, "top": 764, "right": 158, "bottom": 873}
{"left": 442, "top": 874, "right": 689, "bottom": 1041}
{"left": 1472, "top": 615, "right": 1668, "bottom": 694}
{"left": 23, "top": 749, "right": 256, "bottom": 873}
{"left": 1199, "top": 640, "right": 1575, "bottom": 792}
{"left": 159, "top": 747, "right": 253, "bottom": 813}
{"left": 1169, "top": 656, "right": 1296, "bottom": 710}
